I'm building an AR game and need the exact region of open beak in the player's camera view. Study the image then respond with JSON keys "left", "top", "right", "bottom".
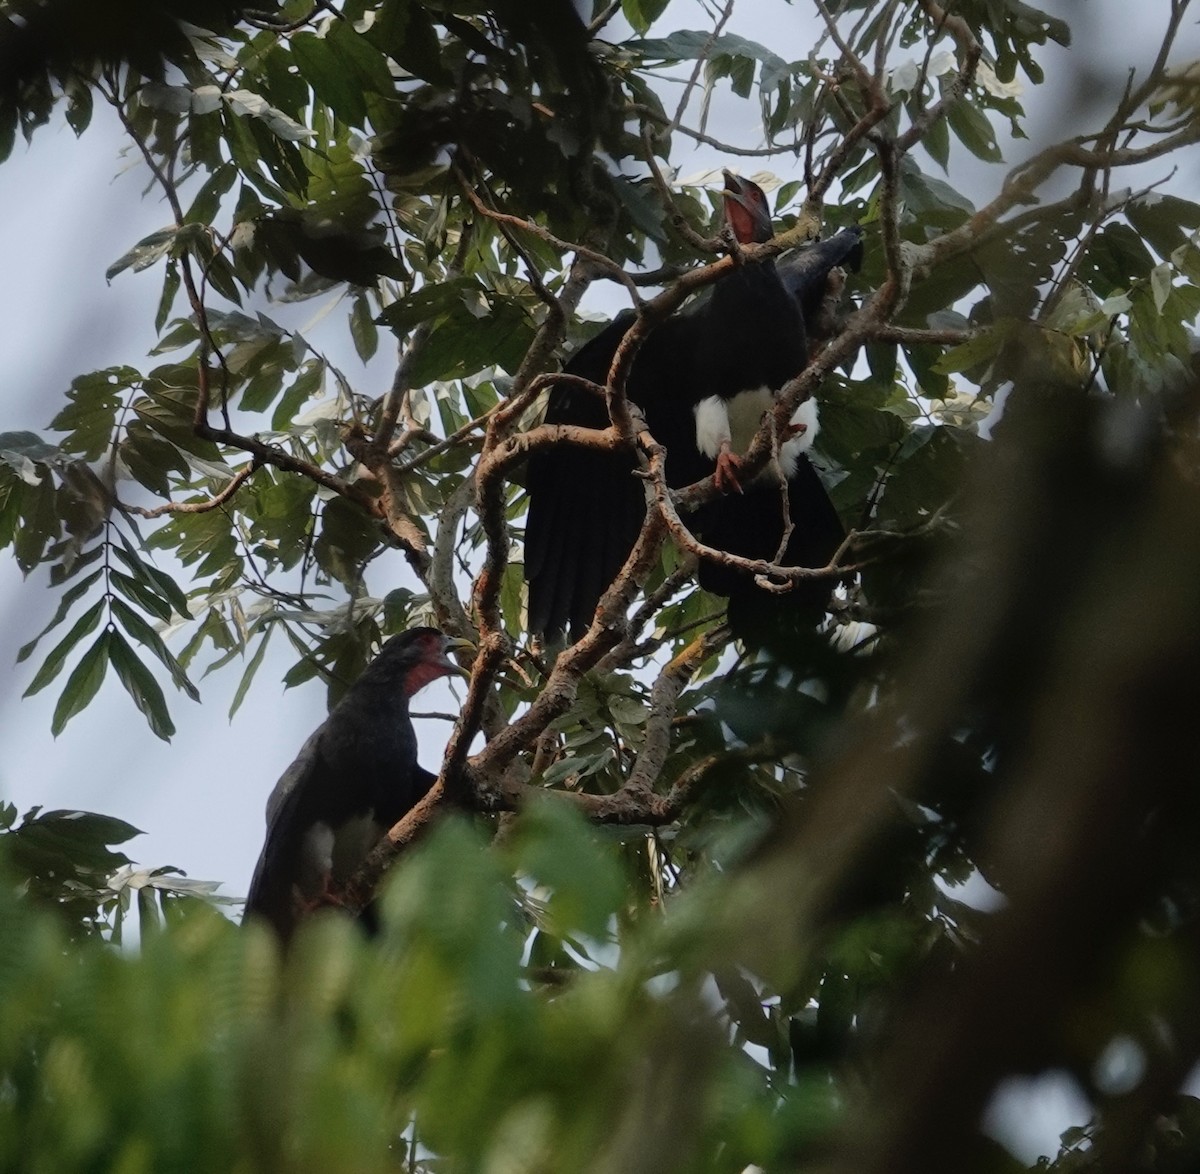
{"left": 722, "top": 169, "right": 755, "bottom": 214}
{"left": 721, "top": 169, "right": 772, "bottom": 244}
{"left": 441, "top": 634, "right": 476, "bottom": 677}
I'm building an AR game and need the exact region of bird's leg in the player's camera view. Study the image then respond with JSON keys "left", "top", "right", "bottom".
{"left": 292, "top": 874, "right": 350, "bottom": 917}
{"left": 714, "top": 441, "right": 745, "bottom": 494}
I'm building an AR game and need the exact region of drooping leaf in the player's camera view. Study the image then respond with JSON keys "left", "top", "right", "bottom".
{"left": 106, "top": 227, "right": 179, "bottom": 282}
{"left": 16, "top": 570, "right": 104, "bottom": 664}
{"left": 622, "top": 0, "right": 672, "bottom": 36}
{"left": 109, "top": 597, "right": 200, "bottom": 701}
{"left": 50, "top": 629, "right": 111, "bottom": 736}
{"left": 107, "top": 628, "right": 177, "bottom": 740}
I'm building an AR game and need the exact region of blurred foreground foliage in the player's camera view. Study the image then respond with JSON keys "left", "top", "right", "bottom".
{"left": 0, "top": 807, "right": 843, "bottom": 1174}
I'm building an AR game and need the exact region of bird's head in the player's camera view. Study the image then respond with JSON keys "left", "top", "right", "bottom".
{"left": 722, "top": 170, "right": 774, "bottom": 245}
{"left": 362, "top": 627, "right": 473, "bottom": 697}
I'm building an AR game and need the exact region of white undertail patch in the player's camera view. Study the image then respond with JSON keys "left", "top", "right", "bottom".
{"left": 695, "top": 390, "right": 822, "bottom": 479}
{"left": 693, "top": 394, "right": 732, "bottom": 458}
{"left": 302, "top": 821, "right": 335, "bottom": 876}
{"left": 779, "top": 399, "right": 820, "bottom": 478}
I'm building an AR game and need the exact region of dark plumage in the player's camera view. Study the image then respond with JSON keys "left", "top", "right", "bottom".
{"left": 243, "top": 627, "right": 463, "bottom": 942}
{"left": 694, "top": 399, "right": 846, "bottom": 650}
{"left": 694, "top": 225, "right": 865, "bottom": 648}
{"left": 525, "top": 171, "right": 807, "bottom": 642}
{"left": 777, "top": 226, "right": 865, "bottom": 335}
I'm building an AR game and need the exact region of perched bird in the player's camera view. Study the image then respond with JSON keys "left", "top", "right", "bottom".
{"left": 694, "top": 225, "right": 865, "bottom": 648}
{"left": 244, "top": 627, "right": 465, "bottom": 942}
{"left": 525, "top": 171, "right": 806, "bottom": 641}
{"left": 525, "top": 172, "right": 863, "bottom": 645}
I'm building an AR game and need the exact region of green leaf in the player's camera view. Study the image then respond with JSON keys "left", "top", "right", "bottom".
{"left": 405, "top": 297, "right": 535, "bottom": 385}
{"left": 350, "top": 294, "right": 379, "bottom": 363}
{"left": 924, "top": 111, "right": 950, "bottom": 171}
{"left": 1042, "top": 285, "right": 1108, "bottom": 338}
{"left": 63, "top": 75, "right": 93, "bottom": 135}
{"left": 24, "top": 598, "right": 106, "bottom": 698}
{"left": 1150, "top": 262, "right": 1173, "bottom": 313}
{"left": 629, "top": 31, "right": 785, "bottom": 79}
{"left": 229, "top": 628, "right": 272, "bottom": 720}
{"left": 507, "top": 799, "right": 625, "bottom": 939}
{"left": 4, "top": 807, "right": 141, "bottom": 881}
{"left": 51, "top": 630, "right": 111, "bottom": 736}
{"left": 106, "top": 227, "right": 178, "bottom": 282}
{"left": 13, "top": 470, "right": 59, "bottom": 571}
{"left": 52, "top": 369, "right": 136, "bottom": 461}
{"left": 112, "top": 531, "right": 192, "bottom": 617}
{"left": 122, "top": 422, "right": 189, "bottom": 496}
{"left": 255, "top": 209, "right": 403, "bottom": 286}
{"left": 155, "top": 261, "right": 182, "bottom": 333}
{"left": 138, "top": 885, "right": 164, "bottom": 937}
{"left": 272, "top": 359, "right": 326, "bottom": 431}
{"left": 16, "top": 569, "right": 104, "bottom": 664}
{"left": 185, "top": 162, "right": 237, "bottom": 226}
{"left": 107, "top": 628, "right": 176, "bottom": 741}
{"left": 0, "top": 430, "right": 63, "bottom": 476}
{"left": 109, "top": 598, "right": 200, "bottom": 701}
{"left": 376, "top": 278, "right": 481, "bottom": 335}
{"left": 328, "top": 19, "right": 396, "bottom": 92}
{"left": 291, "top": 32, "right": 367, "bottom": 127}
{"left": 947, "top": 99, "right": 1002, "bottom": 163}
{"left": 1126, "top": 193, "right": 1200, "bottom": 262}
{"left": 622, "top": 0, "right": 670, "bottom": 35}
{"left": 109, "top": 569, "right": 174, "bottom": 622}
{"left": 140, "top": 82, "right": 194, "bottom": 113}
{"left": 933, "top": 322, "right": 1014, "bottom": 374}
{"left": 368, "top": 0, "right": 446, "bottom": 83}
{"left": 876, "top": 425, "right": 979, "bottom": 528}
{"left": 501, "top": 559, "right": 524, "bottom": 636}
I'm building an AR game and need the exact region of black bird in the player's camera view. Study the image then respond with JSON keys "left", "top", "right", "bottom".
{"left": 244, "top": 628, "right": 464, "bottom": 942}
{"left": 525, "top": 171, "right": 807, "bottom": 641}
{"left": 694, "top": 226, "right": 865, "bottom": 649}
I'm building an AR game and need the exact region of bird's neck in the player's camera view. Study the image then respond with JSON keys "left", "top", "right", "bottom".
{"left": 401, "top": 661, "right": 450, "bottom": 697}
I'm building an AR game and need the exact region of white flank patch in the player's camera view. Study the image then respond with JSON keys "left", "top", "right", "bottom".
{"left": 303, "top": 821, "right": 335, "bottom": 873}
{"left": 695, "top": 390, "right": 822, "bottom": 478}
{"left": 694, "top": 395, "right": 732, "bottom": 458}
{"left": 779, "top": 399, "right": 821, "bottom": 478}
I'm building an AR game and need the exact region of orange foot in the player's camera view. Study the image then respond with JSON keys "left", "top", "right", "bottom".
{"left": 715, "top": 445, "right": 744, "bottom": 494}
{"left": 293, "top": 874, "right": 349, "bottom": 917}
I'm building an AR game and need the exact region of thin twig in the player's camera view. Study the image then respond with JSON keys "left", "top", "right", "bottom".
{"left": 119, "top": 461, "right": 258, "bottom": 518}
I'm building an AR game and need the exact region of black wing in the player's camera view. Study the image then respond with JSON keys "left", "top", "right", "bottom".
{"left": 244, "top": 683, "right": 432, "bottom": 940}
{"left": 777, "top": 227, "right": 864, "bottom": 332}
{"left": 697, "top": 453, "right": 845, "bottom": 648}
{"left": 525, "top": 312, "right": 647, "bottom": 641}
{"left": 244, "top": 726, "right": 336, "bottom": 940}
